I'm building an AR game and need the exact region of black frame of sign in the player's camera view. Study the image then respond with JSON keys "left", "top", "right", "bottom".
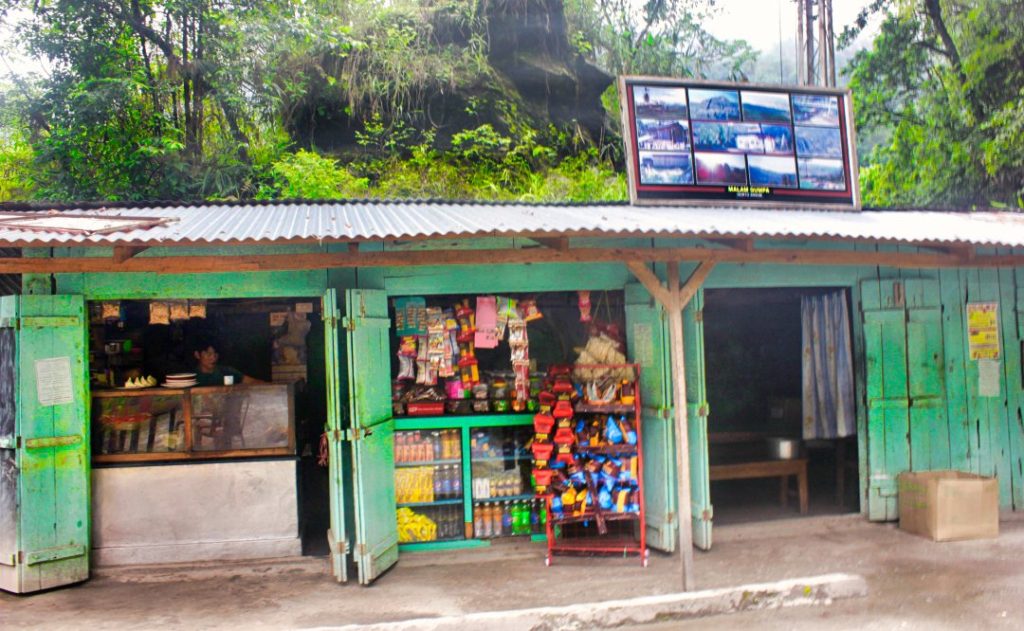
{"left": 620, "top": 76, "right": 860, "bottom": 209}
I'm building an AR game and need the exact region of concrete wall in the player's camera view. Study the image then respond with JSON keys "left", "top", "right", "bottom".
{"left": 92, "top": 459, "right": 301, "bottom": 566}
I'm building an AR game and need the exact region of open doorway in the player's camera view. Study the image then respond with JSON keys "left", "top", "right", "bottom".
{"left": 703, "top": 287, "right": 858, "bottom": 525}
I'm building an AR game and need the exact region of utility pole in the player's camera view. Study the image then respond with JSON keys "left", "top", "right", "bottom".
{"left": 794, "top": 0, "right": 836, "bottom": 86}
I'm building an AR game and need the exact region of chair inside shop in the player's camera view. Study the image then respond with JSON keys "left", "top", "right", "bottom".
{"left": 194, "top": 393, "right": 250, "bottom": 449}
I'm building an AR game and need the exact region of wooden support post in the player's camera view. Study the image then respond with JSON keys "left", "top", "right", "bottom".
{"left": 627, "top": 260, "right": 714, "bottom": 591}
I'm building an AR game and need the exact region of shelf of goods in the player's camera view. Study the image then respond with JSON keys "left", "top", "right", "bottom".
{"left": 393, "top": 415, "right": 547, "bottom": 549}
{"left": 532, "top": 364, "right": 647, "bottom": 566}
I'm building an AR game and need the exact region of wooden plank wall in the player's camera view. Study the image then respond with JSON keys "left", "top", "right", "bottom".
{"left": 872, "top": 248, "right": 1024, "bottom": 509}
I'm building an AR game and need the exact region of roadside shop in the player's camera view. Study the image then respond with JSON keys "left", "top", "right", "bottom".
{"left": 0, "top": 201, "right": 1023, "bottom": 596}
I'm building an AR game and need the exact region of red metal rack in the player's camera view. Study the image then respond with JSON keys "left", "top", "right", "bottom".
{"left": 541, "top": 364, "right": 648, "bottom": 567}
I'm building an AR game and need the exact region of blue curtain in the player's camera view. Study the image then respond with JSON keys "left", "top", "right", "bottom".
{"left": 801, "top": 291, "right": 855, "bottom": 439}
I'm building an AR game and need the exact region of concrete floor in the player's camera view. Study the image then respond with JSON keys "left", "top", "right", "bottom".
{"left": 3, "top": 514, "right": 1024, "bottom": 629}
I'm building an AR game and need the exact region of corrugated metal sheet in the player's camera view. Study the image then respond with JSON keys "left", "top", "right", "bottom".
{"left": 0, "top": 201, "right": 1021, "bottom": 248}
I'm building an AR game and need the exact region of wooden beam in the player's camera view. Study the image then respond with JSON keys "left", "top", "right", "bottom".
{"left": 944, "top": 244, "right": 976, "bottom": 261}
{"left": 112, "top": 246, "right": 148, "bottom": 263}
{"left": 533, "top": 236, "right": 569, "bottom": 251}
{"left": 707, "top": 237, "right": 754, "bottom": 252}
{"left": 0, "top": 246, "right": 1021, "bottom": 275}
{"left": 625, "top": 261, "right": 673, "bottom": 309}
{"left": 678, "top": 261, "right": 716, "bottom": 310}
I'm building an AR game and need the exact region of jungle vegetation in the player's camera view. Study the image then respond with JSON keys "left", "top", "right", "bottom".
{"left": 0, "top": 0, "right": 1021, "bottom": 208}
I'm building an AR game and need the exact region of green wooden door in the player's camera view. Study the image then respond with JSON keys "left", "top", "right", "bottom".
{"left": 0, "top": 295, "right": 89, "bottom": 594}
{"left": 345, "top": 289, "right": 398, "bottom": 585}
{"left": 684, "top": 290, "right": 712, "bottom": 550}
{"left": 625, "top": 284, "right": 676, "bottom": 552}
{"left": 322, "top": 289, "right": 349, "bottom": 583}
{"left": 862, "top": 279, "right": 946, "bottom": 521}
{"left": 904, "top": 279, "right": 948, "bottom": 472}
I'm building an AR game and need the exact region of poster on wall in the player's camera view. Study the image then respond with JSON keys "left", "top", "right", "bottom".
{"left": 620, "top": 77, "right": 860, "bottom": 209}
{"left": 967, "top": 302, "right": 1000, "bottom": 360}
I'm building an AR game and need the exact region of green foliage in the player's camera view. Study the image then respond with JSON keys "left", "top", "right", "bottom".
{"left": 847, "top": 0, "right": 1024, "bottom": 208}
{"left": 268, "top": 149, "right": 369, "bottom": 199}
{"left": 0, "top": 124, "right": 35, "bottom": 201}
{"left": 564, "top": 0, "right": 756, "bottom": 79}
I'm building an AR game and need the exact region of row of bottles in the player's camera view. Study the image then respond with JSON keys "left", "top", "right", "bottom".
{"left": 473, "top": 500, "right": 545, "bottom": 538}
{"left": 396, "top": 429, "right": 462, "bottom": 463}
{"left": 395, "top": 464, "right": 463, "bottom": 504}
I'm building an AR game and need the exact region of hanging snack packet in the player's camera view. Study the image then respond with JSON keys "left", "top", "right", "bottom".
{"left": 474, "top": 296, "right": 499, "bottom": 349}
{"left": 598, "top": 487, "right": 614, "bottom": 510}
{"left": 518, "top": 298, "right": 543, "bottom": 322}
{"left": 577, "top": 290, "right": 592, "bottom": 322}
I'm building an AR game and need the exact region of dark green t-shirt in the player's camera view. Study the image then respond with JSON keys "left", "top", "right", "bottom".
{"left": 195, "top": 365, "right": 245, "bottom": 386}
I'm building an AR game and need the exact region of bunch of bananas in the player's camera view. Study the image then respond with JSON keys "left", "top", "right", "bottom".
{"left": 396, "top": 507, "right": 437, "bottom": 543}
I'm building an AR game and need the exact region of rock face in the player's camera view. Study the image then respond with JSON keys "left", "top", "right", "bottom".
{"left": 290, "top": 0, "right": 612, "bottom": 152}
{"left": 482, "top": 0, "right": 612, "bottom": 143}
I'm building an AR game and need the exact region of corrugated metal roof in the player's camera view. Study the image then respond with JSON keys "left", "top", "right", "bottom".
{"left": 0, "top": 201, "right": 1021, "bottom": 248}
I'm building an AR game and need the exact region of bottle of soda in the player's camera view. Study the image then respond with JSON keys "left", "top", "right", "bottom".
{"left": 501, "top": 501, "right": 512, "bottom": 536}
{"left": 530, "top": 500, "right": 540, "bottom": 533}
{"left": 511, "top": 502, "right": 523, "bottom": 535}
{"left": 452, "top": 466, "right": 462, "bottom": 498}
{"left": 433, "top": 465, "right": 444, "bottom": 500}
{"left": 432, "top": 431, "right": 442, "bottom": 460}
{"left": 473, "top": 504, "right": 484, "bottom": 538}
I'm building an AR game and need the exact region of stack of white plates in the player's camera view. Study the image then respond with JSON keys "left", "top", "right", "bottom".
{"left": 162, "top": 372, "right": 198, "bottom": 388}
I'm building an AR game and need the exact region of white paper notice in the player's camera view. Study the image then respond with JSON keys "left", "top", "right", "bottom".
{"left": 35, "top": 356, "right": 74, "bottom": 406}
{"left": 978, "top": 359, "right": 1000, "bottom": 398}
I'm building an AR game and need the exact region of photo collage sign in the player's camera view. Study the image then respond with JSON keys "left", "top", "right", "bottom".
{"left": 621, "top": 78, "right": 858, "bottom": 208}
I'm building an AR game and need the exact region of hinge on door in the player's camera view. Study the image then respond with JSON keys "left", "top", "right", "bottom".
{"left": 657, "top": 407, "right": 671, "bottom": 420}
{"left": 694, "top": 309, "right": 703, "bottom": 322}
{"left": 350, "top": 427, "right": 374, "bottom": 441}
{"left": 666, "top": 511, "right": 676, "bottom": 525}
{"left": 357, "top": 543, "right": 366, "bottom": 557}
{"left": 342, "top": 316, "right": 356, "bottom": 332}
{"left": 698, "top": 403, "right": 709, "bottom": 418}
{"left": 702, "top": 508, "right": 714, "bottom": 521}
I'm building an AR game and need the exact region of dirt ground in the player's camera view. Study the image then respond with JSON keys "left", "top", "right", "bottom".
{"left": 3, "top": 514, "right": 1024, "bottom": 629}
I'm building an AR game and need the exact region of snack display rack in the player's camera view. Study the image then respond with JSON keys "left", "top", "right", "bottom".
{"left": 534, "top": 364, "right": 647, "bottom": 566}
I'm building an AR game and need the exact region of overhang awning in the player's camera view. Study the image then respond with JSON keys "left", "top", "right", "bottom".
{"left": 0, "top": 200, "right": 1021, "bottom": 249}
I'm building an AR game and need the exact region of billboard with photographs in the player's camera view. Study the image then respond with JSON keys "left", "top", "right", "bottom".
{"left": 621, "top": 77, "right": 859, "bottom": 208}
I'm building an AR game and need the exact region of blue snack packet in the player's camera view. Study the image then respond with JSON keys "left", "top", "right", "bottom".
{"left": 604, "top": 416, "right": 623, "bottom": 444}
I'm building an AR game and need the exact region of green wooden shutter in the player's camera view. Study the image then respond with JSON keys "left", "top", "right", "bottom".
{"left": 625, "top": 283, "right": 676, "bottom": 552}
{"left": 862, "top": 280, "right": 911, "bottom": 522}
{"left": 683, "top": 290, "right": 712, "bottom": 550}
{"left": 0, "top": 295, "right": 89, "bottom": 594}
{"left": 322, "top": 289, "right": 349, "bottom": 583}
{"left": 345, "top": 289, "right": 397, "bottom": 585}
{"left": 904, "top": 278, "right": 949, "bottom": 472}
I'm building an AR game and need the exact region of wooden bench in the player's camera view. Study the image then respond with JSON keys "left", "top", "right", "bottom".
{"left": 709, "top": 458, "right": 809, "bottom": 514}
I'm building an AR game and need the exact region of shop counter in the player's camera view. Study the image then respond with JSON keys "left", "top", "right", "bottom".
{"left": 91, "top": 383, "right": 295, "bottom": 463}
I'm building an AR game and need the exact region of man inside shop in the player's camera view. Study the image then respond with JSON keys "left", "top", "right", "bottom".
{"left": 193, "top": 338, "right": 263, "bottom": 386}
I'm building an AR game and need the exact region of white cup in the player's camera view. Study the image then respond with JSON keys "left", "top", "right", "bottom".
{"left": 224, "top": 375, "right": 235, "bottom": 385}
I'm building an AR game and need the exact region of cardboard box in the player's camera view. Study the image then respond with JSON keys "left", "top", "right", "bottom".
{"left": 898, "top": 470, "right": 999, "bottom": 541}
